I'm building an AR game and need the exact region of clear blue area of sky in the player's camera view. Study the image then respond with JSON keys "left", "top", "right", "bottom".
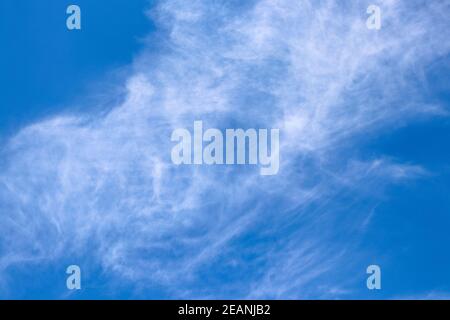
{"left": 0, "top": 0, "right": 153, "bottom": 139}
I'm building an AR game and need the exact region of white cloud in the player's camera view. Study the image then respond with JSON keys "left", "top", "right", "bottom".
{"left": 0, "top": 0, "right": 449, "bottom": 297}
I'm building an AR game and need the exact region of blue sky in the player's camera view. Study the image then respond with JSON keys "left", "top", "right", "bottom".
{"left": 1, "top": 0, "right": 450, "bottom": 299}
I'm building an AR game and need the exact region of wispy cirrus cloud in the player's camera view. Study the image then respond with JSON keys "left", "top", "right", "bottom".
{"left": 0, "top": 0, "right": 449, "bottom": 298}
